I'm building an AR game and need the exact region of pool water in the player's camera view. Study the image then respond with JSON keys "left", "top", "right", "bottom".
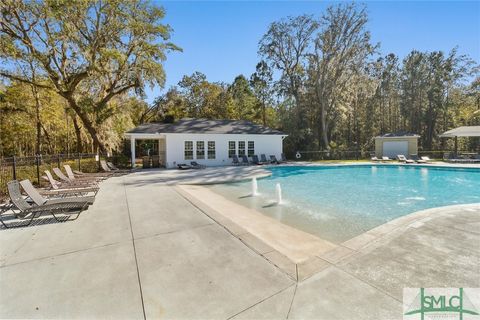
{"left": 207, "top": 165, "right": 480, "bottom": 243}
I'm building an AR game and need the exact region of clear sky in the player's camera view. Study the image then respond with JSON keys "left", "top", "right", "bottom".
{"left": 147, "top": 0, "right": 480, "bottom": 103}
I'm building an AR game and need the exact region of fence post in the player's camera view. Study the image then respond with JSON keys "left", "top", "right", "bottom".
{"left": 12, "top": 155, "right": 16, "bottom": 180}
{"left": 36, "top": 154, "right": 40, "bottom": 185}
{"left": 78, "top": 153, "right": 81, "bottom": 171}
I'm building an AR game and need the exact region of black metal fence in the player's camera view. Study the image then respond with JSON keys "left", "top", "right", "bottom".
{"left": 0, "top": 153, "right": 103, "bottom": 201}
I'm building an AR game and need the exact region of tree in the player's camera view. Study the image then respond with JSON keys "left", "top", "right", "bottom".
{"left": 309, "top": 3, "right": 376, "bottom": 149}
{"left": 1, "top": 0, "right": 180, "bottom": 152}
{"left": 250, "top": 60, "right": 274, "bottom": 126}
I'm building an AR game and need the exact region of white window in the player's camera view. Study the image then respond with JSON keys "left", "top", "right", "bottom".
{"left": 238, "top": 141, "right": 245, "bottom": 156}
{"left": 184, "top": 141, "right": 193, "bottom": 160}
{"left": 196, "top": 141, "right": 205, "bottom": 159}
{"left": 228, "top": 141, "right": 236, "bottom": 158}
{"left": 208, "top": 141, "right": 216, "bottom": 159}
{"left": 248, "top": 141, "right": 255, "bottom": 156}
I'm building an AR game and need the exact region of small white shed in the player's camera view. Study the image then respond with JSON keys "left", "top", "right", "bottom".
{"left": 375, "top": 133, "right": 420, "bottom": 158}
{"left": 124, "top": 118, "right": 287, "bottom": 168}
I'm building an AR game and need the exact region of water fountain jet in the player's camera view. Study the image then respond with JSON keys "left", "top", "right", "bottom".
{"left": 251, "top": 177, "right": 259, "bottom": 196}
{"left": 275, "top": 183, "right": 283, "bottom": 205}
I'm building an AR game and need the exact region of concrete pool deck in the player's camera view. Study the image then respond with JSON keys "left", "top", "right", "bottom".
{"left": 1, "top": 166, "right": 479, "bottom": 319}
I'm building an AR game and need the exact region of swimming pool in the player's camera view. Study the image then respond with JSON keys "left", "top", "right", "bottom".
{"left": 207, "top": 165, "right": 480, "bottom": 243}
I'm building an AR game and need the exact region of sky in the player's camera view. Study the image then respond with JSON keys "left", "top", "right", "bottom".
{"left": 147, "top": 0, "right": 480, "bottom": 103}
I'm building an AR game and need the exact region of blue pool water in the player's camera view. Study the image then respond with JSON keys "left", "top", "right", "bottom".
{"left": 207, "top": 165, "right": 480, "bottom": 243}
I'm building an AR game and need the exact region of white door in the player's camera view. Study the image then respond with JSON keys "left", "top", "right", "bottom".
{"left": 383, "top": 141, "right": 408, "bottom": 158}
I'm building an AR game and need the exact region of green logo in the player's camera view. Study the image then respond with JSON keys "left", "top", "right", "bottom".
{"left": 404, "top": 288, "right": 479, "bottom": 320}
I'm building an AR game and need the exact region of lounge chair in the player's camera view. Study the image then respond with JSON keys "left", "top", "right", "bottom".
{"left": 251, "top": 155, "right": 261, "bottom": 165}
{"left": 371, "top": 156, "right": 380, "bottom": 162}
{"left": 64, "top": 165, "right": 107, "bottom": 182}
{"left": 241, "top": 155, "right": 250, "bottom": 165}
{"left": 421, "top": 156, "right": 432, "bottom": 163}
{"left": 259, "top": 154, "right": 268, "bottom": 164}
{"left": 44, "top": 170, "right": 99, "bottom": 195}
{"left": 100, "top": 160, "right": 128, "bottom": 175}
{"left": 270, "top": 155, "right": 279, "bottom": 164}
{"left": 53, "top": 167, "right": 98, "bottom": 187}
{"left": 20, "top": 179, "right": 95, "bottom": 206}
{"left": 2, "top": 181, "right": 88, "bottom": 227}
{"left": 177, "top": 163, "right": 191, "bottom": 170}
{"left": 381, "top": 156, "right": 392, "bottom": 162}
{"left": 410, "top": 154, "right": 426, "bottom": 163}
{"left": 190, "top": 161, "right": 206, "bottom": 169}
{"left": 232, "top": 155, "right": 240, "bottom": 166}
{"left": 106, "top": 161, "right": 130, "bottom": 173}
{"left": 281, "top": 153, "right": 288, "bottom": 163}
{"left": 397, "top": 155, "right": 414, "bottom": 164}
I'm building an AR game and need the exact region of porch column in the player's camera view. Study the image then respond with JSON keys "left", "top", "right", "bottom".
{"left": 130, "top": 137, "right": 136, "bottom": 168}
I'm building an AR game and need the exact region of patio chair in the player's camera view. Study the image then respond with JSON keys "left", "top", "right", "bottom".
{"left": 270, "top": 155, "right": 279, "bottom": 164}
{"left": 251, "top": 155, "right": 261, "bottom": 165}
{"left": 381, "top": 156, "right": 392, "bottom": 162}
{"left": 177, "top": 163, "right": 191, "bottom": 170}
{"left": 232, "top": 155, "right": 240, "bottom": 166}
{"left": 3, "top": 181, "right": 88, "bottom": 227}
{"left": 241, "top": 155, "right": 250, "bottom": 165}
{"left": 106, "top": 161, "right": 130, "bottom": 173}
{"left": 20, "top": 179, "right": 95, "bottom": 206}
{"left": 397, "top": 155, "right": 414, "bottom": 164}
{"left": 260, "top": 154, "right": 269, "bottom": 164}
{"left": 190, "top": 161, "right": 206, "bottom": 169}
{"left": 44, "top": 170, "right": 99, "bottom": 195}
{"left": 100, "top": 160, "right": 127, "bottom": 175}
{"left": 420, "top": 156, "right": 432, "bottom": 163}
{"left": 281, "top": 153, "right": 288, "bottom": 163}
{"left": 371, "top": 156, "right": 380, "bottom": 162}
{"left": 410, "top": 154, "right": 426, "bottom": 163}
{"left": 64, "top": 165, "right": 107, "bottom": 182}
{"left": 53, "top": 167, "right": 97, "bottom": 187}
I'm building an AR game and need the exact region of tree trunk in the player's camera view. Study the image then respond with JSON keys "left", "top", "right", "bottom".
{"left": 72, "top": 115, "right": 83, "bottom": 153}
{"left": 30, "top": 84, "right": 42, "bottom": 155}
{"left": 320, "top": 103, "right": 329, "bottom": 150}
{"left": 64, "top": 95, "right": 107, "bottom": 153}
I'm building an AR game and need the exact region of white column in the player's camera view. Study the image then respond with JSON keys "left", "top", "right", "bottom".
{"left": 130, "top": 137, "right": 136, "bottom": 168}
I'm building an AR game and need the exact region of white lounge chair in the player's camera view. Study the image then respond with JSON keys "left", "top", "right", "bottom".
{"left": 382, "top": 156, "right": 392, "bottom": 162}
{"left": 371, "top": 156, "right": 380, "bottom": 162}
{"left": 421, "top": 156, "right": 432, "bottom": 163}
{"left": 397, "top": 155, "right": 414, "bottom": 164}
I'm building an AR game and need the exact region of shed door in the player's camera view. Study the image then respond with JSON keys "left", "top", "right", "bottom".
{"left": 383, "top": 141, "right": 408, "bottom": 158}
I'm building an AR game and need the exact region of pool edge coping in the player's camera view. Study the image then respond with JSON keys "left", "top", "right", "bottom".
{"left": 174, "top": 182, "right": 480, "bottom": 283}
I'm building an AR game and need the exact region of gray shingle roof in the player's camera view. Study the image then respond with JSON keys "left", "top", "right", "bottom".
{"left": 126, "top": 118, "right": 285, "bottom": 135}
{"left": 377, "top": 132, "right": 420, "bottom": 138}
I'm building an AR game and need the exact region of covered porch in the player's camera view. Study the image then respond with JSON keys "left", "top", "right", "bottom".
{"left": 439, "top": 126, "right": 480, "bottom": 157}
{"left": 124, "top": 133, "right": 166, "bottom": 168}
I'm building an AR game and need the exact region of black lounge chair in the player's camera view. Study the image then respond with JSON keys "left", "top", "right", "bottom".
{"left": 1, "top": 181, "right": 88, "bottom": 228}
{"left": 190, "top": 161, "right": 206, "bottom": 169}
{"left": 251, "top": 155, "right": 261, "bottom": 165}
{"left": 270, "top": 155, "right": 279, "bottom": 164}
{"left": 177, "top": 163, "right": 191, "bottom": 170}
{"left": 280, "top": 153, "right": 288, "bottom": 163}
{"left": 232, "top": 155, "right": 240, "bottom": 166}
{"left": 20, "top": 179, "right": 95, "bottom": 206}
{"left": 241, "top": 155, "right": 250, "bottom": 165}
{"left": 260, "top": 154, "right": 269, "bottom": 164}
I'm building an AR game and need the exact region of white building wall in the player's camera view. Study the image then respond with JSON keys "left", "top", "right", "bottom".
{"left": 164, "top": 133, "right": 284, "bottom": 168}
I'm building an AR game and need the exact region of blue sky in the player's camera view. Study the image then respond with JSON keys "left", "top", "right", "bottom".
{"left": 147, "top": 0, "right": 480, "bottom": 103}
